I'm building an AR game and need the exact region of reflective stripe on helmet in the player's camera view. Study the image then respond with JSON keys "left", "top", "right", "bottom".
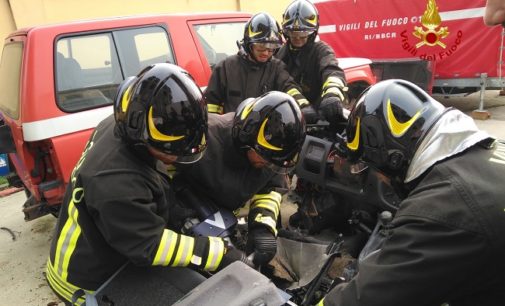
{"left": 347, "top": 117, "right": 361, "bottom": 151}
{"left": 240, "top": 99, "right": 256, "bottom": 120}
{"left": 248, "top": 23, "right": 263, "bottom": 38}
{"left": 258, "top": 119, "right": 283, "bottom": 151}
{"left": 121, "top": 83, "right": 132, "bottom": 112}
{"left": 386, "top": 98, "right": 421, "bottom": 137}
{"left": 148, "top": 107, "right": 185, "bottom": 141}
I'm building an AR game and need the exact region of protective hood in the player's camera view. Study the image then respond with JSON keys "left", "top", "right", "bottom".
{"left": 405, "top": 109, "right": 494, "bottom": 183}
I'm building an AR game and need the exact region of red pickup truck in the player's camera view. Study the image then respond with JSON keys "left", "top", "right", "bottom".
{"left": 0, "top": 12, "right": 375, "bottom": 220}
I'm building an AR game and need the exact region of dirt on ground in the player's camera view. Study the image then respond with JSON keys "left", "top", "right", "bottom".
{"left": 0, "top": 191, "right": 63, "bottom": 306}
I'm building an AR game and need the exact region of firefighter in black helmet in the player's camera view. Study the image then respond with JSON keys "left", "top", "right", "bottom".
{"left": 317, "top": 79, "right": 505, "bottom": 306}
{"left": 175, "top": 91, "right": 306, "bottom": 266}
{"left": 204, "top": 12, "right": 308, "bottom": 114}
{"left": 46, "top": 63, "right": 248, "bottom": 306}
{"left": 277, "top": 0, "right": 348, "bottom": 126}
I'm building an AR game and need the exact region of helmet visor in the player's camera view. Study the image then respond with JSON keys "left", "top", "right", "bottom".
{"left": 285, "top": 30, "right": 314, "bottom": 39}
{"left": 148, "top": 144, "right": 206, "bottom": 165}
{"left": 252, "top": 42, "right": 282, "bottom": 52}
{"left": 249, "top": 147, "right": 298, "bottom": 175}
{"left": 263, "top": 157, "right": 297, "bottom": 175}
{"left": 265, "top": 162, "right": 295, "bottom": 175}
{"left": 174, "top": 151, "right": 205, "bottom": 164}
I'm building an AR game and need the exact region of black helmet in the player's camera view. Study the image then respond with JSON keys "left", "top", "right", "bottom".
{"left": 346, "top": 79, "right": 446, "bottom": 179}
{"left": 282, "top": 0, "right": 319, "bottom": 42}
{"left": 114, "top": 63, "right": 207, "bottom": 164}
{"left": 242, "top": 13, "right": 283, "bottom": 54}
{"left": 232, "top": 91, "right": 306, "bottom": 173}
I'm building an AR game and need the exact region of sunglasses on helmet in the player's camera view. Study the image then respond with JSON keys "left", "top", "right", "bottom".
{"left": 286, "top": 30, "right": 314, "bottom": 39}
{"left": 252, "top": 42, "right": 281, "bottom": 52}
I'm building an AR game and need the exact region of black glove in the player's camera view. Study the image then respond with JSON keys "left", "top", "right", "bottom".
{"left": 301, "top": 105, "right": 319, "bottom": 124}
{"left": 219, "top": 244, "right": 254, "bottom": 270}
{"left": 246, "top": 227, "right": 277, "bottom": 266}
{"left": 319, "top": 95, "right": 344, "bottom": 123}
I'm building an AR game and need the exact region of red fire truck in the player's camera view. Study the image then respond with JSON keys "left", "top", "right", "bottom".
{"left": 315, "top": 0, "right": 505, "bottom": 99}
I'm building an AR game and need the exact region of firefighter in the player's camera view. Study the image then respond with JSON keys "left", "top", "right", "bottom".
{"left": 484, "top": 0, "right": 505, "bottom": 26}
{"left": 277, "top": 0, "right": 347, "bottom": 125}
{"left": 317, "top": 79, "right": 505, "bottom": 306}
{"left": 46, "top": 63, "right": 248, "bottom": 306}
{"left": 204, "top": 12, "right": 308, "bottom": 114}
{"left": 175, "top": 91, "right": 306, "bottom": 266}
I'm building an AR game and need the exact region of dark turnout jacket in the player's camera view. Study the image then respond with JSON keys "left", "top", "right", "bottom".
{"left": 323, "top": 142, "right": 505, "bottom": 306}
{"left": 204, "top": 53, "right": 303, "bottom": 114}
{"left": 276, "top": 40, "right": 346, "bottom": 106}
{"left": 46, "top": 116, "right": 212, "bottom": 304}
{"left": 176, "top": 112, "right": 287, "bottom": 211}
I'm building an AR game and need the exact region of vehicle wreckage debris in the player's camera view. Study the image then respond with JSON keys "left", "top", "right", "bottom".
{"left": 1, "top": 226, "right": 17, "bottom": 241}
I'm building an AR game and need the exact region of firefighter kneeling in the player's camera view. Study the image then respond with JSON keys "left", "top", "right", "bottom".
{"left": 45, "top": 63, "right": 248, "bottom": 306}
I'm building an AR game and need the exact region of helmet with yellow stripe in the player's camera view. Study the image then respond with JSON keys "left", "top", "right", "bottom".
{"left": 232, "top": 91, "right": 306, "bottom": 173}
{"left": 242, "top": 13, "right": 283, "bottom": 55}
{"left": 282, "top": 0, "right": 319, "bottom": 44}
{"left": 114, "top": 63, "right": 207, "bottom": 164}
{"left": 346, "top": 79, "right": 445, "bottom": 178}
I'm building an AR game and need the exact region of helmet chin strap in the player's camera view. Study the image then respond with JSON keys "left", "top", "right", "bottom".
{"left": 288, "top": 42, "right": 302, "bottom": 51}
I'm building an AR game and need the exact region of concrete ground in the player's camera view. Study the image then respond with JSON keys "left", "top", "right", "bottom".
{"left": 1, "top": 90, "right": 505, "bottom": 306}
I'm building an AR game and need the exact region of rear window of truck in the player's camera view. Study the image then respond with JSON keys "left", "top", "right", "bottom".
{"left": 56, "top": 26, "right": 173, "bottom": 112}
{"left": 193, "top": 22, "right": 245, "bottom": 69}
{"left": 0, "top": 42, "right": 23, "bottom": 119}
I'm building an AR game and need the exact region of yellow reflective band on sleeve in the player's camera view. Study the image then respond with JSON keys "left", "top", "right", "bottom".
{"left": 46, "top": 258, "right": 89, "bottom": 305}
{"left": 153, "top": 229, "right": 178, "bottom": 266}
{"left": 252, "top": 191, "right": 282, "bottom": 203}
{"left": 286, "top": 88, "right": 309, "bottom": 107}
{"left": 254, "top": 214, "right": 278, "bottom": 236}
{"left": 204, "top": 237, "right": 225, "bottom": 271}
{"left": 322, "top": 87, "right": 345, "bottom": 101}
{"left": 251, "top": 192, "right": 281, "bottom": 217}
{"left": 207, "top": 104, "right": 224, "bottom": 114}
{"left": 286, "top": 88, "right": 300, "bottom": 96}
{"left": 172, "top": 234, "right": 195, "bottom": 267}
{"left": 322, "top": 76, "right": 345, "bottom": 90}
{"left": 316, "top": 297, "right": 325, "bottom": 306}
{"left": 297, "top": 98, "right": 310, "bottom": 107}
{"left": 252, "top": 202, "right": 279, "bottom": 219}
